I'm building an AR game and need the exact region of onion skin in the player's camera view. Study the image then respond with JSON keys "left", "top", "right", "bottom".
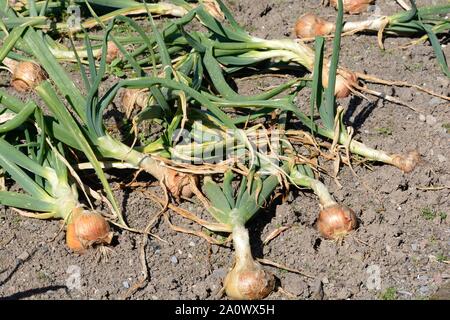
{"left": 166, "top": 169, "right": 199, "bottom": 199}
{"left": 322, "top": 66, "right": 357, "bottom": 98}
{"left": 330, "top": 0, "right": 374, "bottom": 14}
{"left": 121, "top": 88, "right": 149, "bottom": 117}
{"left": 66, "top": 208, "right": 113, "bottom": 252}
{"left": 294, "top": 13, "right": 335, "bottom": 39}
{"left": 105, "top": 42, "right": 120, "bottom": 63}
{"left": 224, "top": 225, "right": 275, "bottom": 300}
{"left": 202, "top": 0, "right": 225, "bottom": 21}
{"left": 391, "top": 150, "right": 420, "bottom": 173}
{"left": 317, "top": 204, "right": 358, "bottom": 240}
{"left": 11, "top": 61, "right": 46, "bottom": 92}
{"left": 224, "top": 265, "right": 275, "bottom": 300}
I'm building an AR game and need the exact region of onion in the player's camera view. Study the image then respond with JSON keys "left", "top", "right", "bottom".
{"left": 105, "top": 42, "right": 121, "bottom": 63}
{"left": 322, "top": 66, "right": 357, "bottom": 98}
{"left": 224, "top": 225, "right": 275, "bottom": 300}
{"left": 121, "top": 88, "right": 149, "bottom": 118}
{"left": 390, "top": 150, "right": 420, "bottom": 173}
{"left": 317, "top": 204, "right": 358, "bottom": 240}
{"left": 294, "top": 13, "right": 335, "bottom": 39}
{"left": 9, "top": 61, "right": 47, "bottom": 92}
{"left": 330, "top": 0, "right": 375, "bottom": 14}
{"left": 66, "top": 207, "right": 113, "bottom": 252}
{"left": 166, "top": 169, "right": 198, "bottom": 199}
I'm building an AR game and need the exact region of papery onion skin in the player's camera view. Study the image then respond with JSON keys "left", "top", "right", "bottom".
{"left": 224, "top": 266, "right": 275, "bottom": 300}
{"left": 105, "top": 42, "right": 121, "bottom": 63}
{"left": 317, "top": 204, "right": 358, "bottom": 240}
{"left": 66, "top": 208, "right": 113, "bottom": 252}
{"left": 121, "top": 88, "right": 149, "bottom": 118}
{"left": 322, "top": 67, "right": 358, "bottom": 98}
{"left": 166, "top": 169, "right": 198, "bottom": 199}
{"left": 11, "top": 62, "right": 47, "bottom": 92}
{"left": 66, "top": 221, "right": 85, "bottom": 252}
{"left": 330, "top": 0, "right": 374, "bottom": 14}
{"left": 223, "top": 225, "right": 275, "bottom": 300}
{"left": 294, "top": 13, "right": 335, "bottom": 38}
{"left": 390, "top": 150, "right": 420, "bottom": 173}
{"left": 203, "top": 0, "right": 225, "bottom": 21}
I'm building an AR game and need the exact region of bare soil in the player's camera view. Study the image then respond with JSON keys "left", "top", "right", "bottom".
{"left": 0, "top": 0, "right": 449, "bottom": 300}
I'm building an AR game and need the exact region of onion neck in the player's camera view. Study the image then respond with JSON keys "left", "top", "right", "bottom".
{"left": 232, "top": 224, "right": 254, "bottom": 270}
{"left": 96, "top": 134, "right": 165, "bottom": 181}
{"left": 290, "top": 169, "right": 337, "bottom": 208}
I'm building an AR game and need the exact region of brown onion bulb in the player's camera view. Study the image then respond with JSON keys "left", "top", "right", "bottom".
{"left": 321, "top": 66, "right": 357, "bottom": 98}
{"left": 294, "top": 13, "right": 335, "bottom": 38}
{"left": 391, "top": 150, "right": 420, "bottom": 173}
{"left": 105, "top": 42, "right": 121, "bottom": 63}
{"left": 11, "top": 61, "right": 46, "bottom": 92}
{"left": 330, "top": 0, "right": 374, "bottom": 14}
{"left": 121, "top": 88, "right": 149, "bottom": 118}
{"left": 224, "top": 262, "right": 275, "bottom": 300}
{"left": 317, "top": 204, "right": 358, "bottom": 240}
{"left": 166, "top": 169, "right": 199, "bottom": 199}
{"left": 66, "top": 208, "right": 113, "bottom": 252}
{"left": 224, "top": 225, "right": 275, "bottom": 300}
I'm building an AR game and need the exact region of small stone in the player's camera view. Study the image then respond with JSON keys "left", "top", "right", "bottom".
{"left": 188, "top": 241, "right": 196, "bottom": 247}
{"left": 428, "top": 97, "right": 444, "bottom": 107}
{"left": 17, "top": 251, "right": 30, "bottom": 261}
{"left": 336, "top": 287, "right": 352, "bottom": 300}
{"left": 419, "top": 114, "right": 426, "bottom": 122}
{"left": 437, "top": 154, "right": 447, "bottom": 163}
{"left": 426, "top": 115, "right": 437, "bottom": 126}
{"left": 322, "top": 277, "right": 329, "bottom": 284}
{"left": 170, "top": 256, "right": 178, "bottom": 265}
{"left": 122, "top": 281, "right": 130, "bottom": 289}
{"left": 419, "top": 286, "right": 429, "bottom": 296}
{"left": 411, "top": 243, "right": 418, "bottom": 251}
{"left": 154, "top": 249, "right": 161, "bottom": 255}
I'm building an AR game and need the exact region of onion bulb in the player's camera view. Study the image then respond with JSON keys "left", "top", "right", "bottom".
{"left": 7, "top": 60, "right": 47, "bottom": 92}
{"left": 294, "top": 13, "right": 335, "bottom": 39}
{"left": 317, "top": 204, "right": 358, "bottom": 240}
{"left": 224, "top": 225, "right": 275, "bottom": 300}
{"left": 330, "top": 0, "right": 374, "bottom": 14}
{"left": 321, "top": 66, "right": 357, "bottom": 98}
{"left": 121, "top": 88, "right": 149, "bottom": 118}
{"left": 66, "top": 207, "right": 113, "bottom": 252}
{"left": 166, "top": 169, "right": 198, "bottom": 199}
{"left": 106, "top": 42, "right": 121, "bottom": 63}
{"left": 390, "top": 150, "right": 420, "bottom": 173}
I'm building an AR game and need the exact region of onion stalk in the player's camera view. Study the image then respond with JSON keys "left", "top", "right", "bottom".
{"left": 294, "top": 4, "right": 450, "bottom": 41}
{"left": 203, "top": 166, "right": 288, "bottom": 299}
